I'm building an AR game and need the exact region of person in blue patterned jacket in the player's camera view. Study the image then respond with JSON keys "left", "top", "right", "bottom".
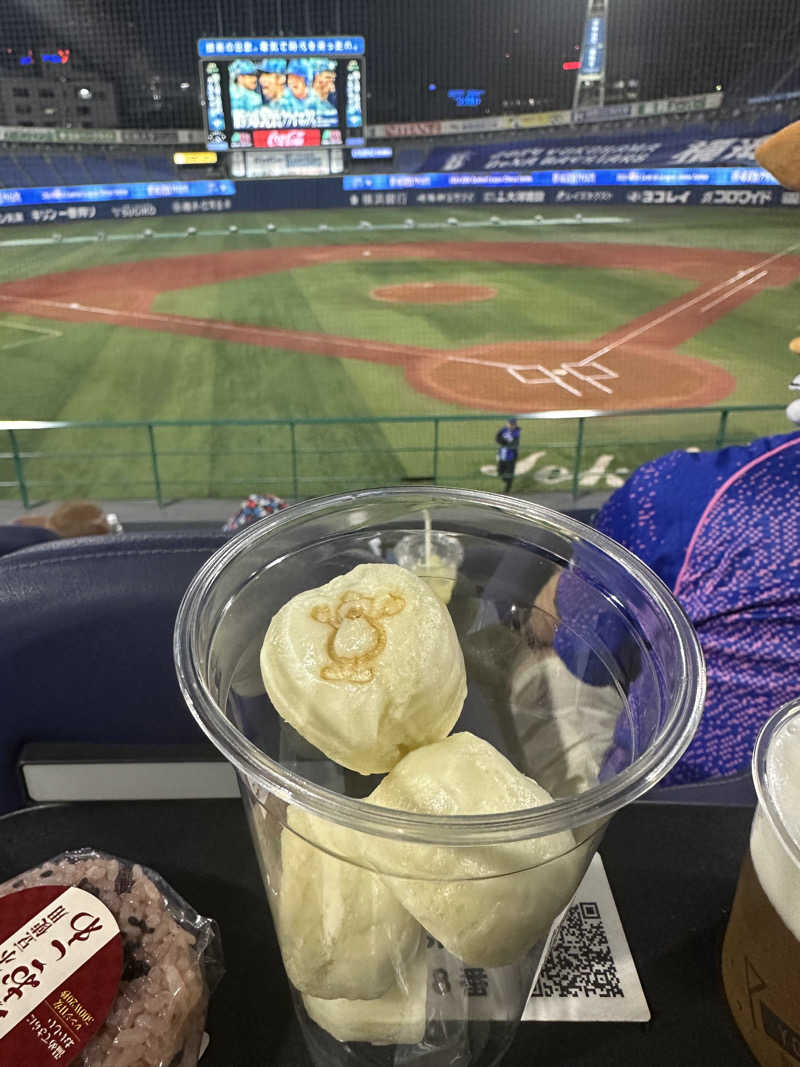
{"left": 550, "top": 429, "right": 800, "bottom": 784}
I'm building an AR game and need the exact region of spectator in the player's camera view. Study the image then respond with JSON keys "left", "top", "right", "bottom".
{"left": 223, "top": 493, "right": 287, "bottom": 534}
{"left": 545, "top": 429, "right": 800, "bottom": 785}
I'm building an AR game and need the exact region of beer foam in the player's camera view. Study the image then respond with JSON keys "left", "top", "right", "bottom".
{"left": 768, "top": 720, "right": 800, "bottom": 849}
{"left": 751, "top": 717, "right": 800, "bottom": 941}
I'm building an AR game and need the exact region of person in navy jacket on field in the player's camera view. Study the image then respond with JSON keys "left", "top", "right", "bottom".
{"left": 495, "top": 417, "right": 521, "bottom": 493}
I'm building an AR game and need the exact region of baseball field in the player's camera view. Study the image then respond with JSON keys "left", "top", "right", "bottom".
{"left": 2, "top": 203, "right": 798, "bottom": 502}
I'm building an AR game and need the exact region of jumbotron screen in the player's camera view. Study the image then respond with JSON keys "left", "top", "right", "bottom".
{"left": 198, "top": 36, "right": 365, "bottom": 151}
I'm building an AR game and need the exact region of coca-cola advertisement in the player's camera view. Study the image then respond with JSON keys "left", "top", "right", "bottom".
{"left": 255, "top": 129, "right": 323, "bottom": 148}
{"left": 202, "top": 38, "right": 365, "bottom": 152}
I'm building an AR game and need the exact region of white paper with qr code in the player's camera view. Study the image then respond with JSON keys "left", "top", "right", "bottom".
{"left": 523, "top": 853, "right": 650, "bottom": 1022}
{"left": 420, "top": 854, "right": 649, "bottom": 1025}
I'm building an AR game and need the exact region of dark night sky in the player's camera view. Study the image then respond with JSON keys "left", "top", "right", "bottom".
{"left": 3, "top": 0, "right": 799, "bottom": 126}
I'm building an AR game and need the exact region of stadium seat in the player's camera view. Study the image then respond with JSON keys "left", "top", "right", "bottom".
{"left": 0, "top": 524, "right": 60, "bottom": 557}
{"left": 143, "top": 154, "right": 176, "bottom": 179}
{"left": 83, "top": 154, "right": 120, "bottom": 182}
{"left": 0, "top": 157, "right": 28, "bottom": 188}
{"left": 47, "top": 153, "right": 91, "bottom": 185}
{"left": 15, "top": 153, "right": 59, "bottom": 186}
{"left": 0, "top": 531, "right": 226, "bottom": 813}
{"left": 116, "top": 155, "right": 149, "bottom": 180}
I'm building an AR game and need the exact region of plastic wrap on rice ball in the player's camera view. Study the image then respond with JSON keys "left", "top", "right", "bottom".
{"left": 0, "top": 849, "right": 223, "bottom": 1067}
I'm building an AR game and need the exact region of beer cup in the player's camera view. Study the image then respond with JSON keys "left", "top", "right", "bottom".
{"left": 722, "top": 698, "right": 800, "bottom": 1065}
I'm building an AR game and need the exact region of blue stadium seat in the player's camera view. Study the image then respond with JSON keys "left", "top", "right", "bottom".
{"left": 142, "top": 154, "right": 175, "bottom": 179}
{"left": 48, "top": 154, "right": 91, "bottom": 185}
{"left": 0, "top": 525, "right": 60, "bottom": 557}
{"left": 15, "top": 153, "right": 59, "bottom": 186}
{"left": 0, "top": 531, "right": 226, "bottom": 813}
{"left": 0, "top": 158, "right": 27, "bottom": 187}
{"left": 82, "top": 154, "right": 120, "bottom": 182}
{"left": 117, "top": 155, "right": 149, "bottom": 179}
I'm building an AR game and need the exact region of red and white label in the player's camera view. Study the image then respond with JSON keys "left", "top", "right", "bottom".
{"left": 0, "top": 886, "right": 121, "bottom": 1064}
{"left": 254, "top": 128, "right": 322, "bottom": 148}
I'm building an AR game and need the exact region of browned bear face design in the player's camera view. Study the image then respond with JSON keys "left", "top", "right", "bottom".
{"left": 311, "top": 590, "right": 406, "bottom": 684}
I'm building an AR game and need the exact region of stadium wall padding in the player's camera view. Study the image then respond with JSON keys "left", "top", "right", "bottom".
{"left": 0, "top": 177, "right": 797, "bottom": 227}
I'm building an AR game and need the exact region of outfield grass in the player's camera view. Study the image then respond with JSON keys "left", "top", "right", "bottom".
{"left": 1, "top": 204, "right": 797, "bottom": 502}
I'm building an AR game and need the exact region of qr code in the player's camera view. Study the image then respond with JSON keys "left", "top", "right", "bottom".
{"left": 532, "top": 901, "right": 624, "bottom": 999}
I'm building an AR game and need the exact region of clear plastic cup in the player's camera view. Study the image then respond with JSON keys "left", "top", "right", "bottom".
{"left": 174, "top": 487, "right": 705, "bottom": 1067}
{"left": 722, "top": 698, "right": 800, "bottom": 1065}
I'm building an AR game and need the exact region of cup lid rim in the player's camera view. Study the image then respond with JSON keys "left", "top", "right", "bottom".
{"left": 753, "top": 697, "right": 800, "bottom": 866}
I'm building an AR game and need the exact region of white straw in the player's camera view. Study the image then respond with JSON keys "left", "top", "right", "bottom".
{"left": 423, "top": 509, "right": 432, "bottom": 566}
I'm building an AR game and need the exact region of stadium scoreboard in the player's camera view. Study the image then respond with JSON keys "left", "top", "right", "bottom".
{"left": 198, "top": 36, "right": 365, "bottom": 151}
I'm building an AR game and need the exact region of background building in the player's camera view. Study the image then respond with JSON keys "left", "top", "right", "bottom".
{"left": 0, "top": 71, "right": 117, "bottom": 128}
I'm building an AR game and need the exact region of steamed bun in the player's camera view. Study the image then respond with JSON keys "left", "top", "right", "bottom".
{"left": 362, "top": 732, "right": 589, "bottom": 967}
{"left": 278, "top": 806, "right": 422, "bottom": 1000}
{"left": 260, "top": 563, "right": 466, "bottom": 773}
{"left": 303, "top": 945, "right": 428, "bottom": 1045}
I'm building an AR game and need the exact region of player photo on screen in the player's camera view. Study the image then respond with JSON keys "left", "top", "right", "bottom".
{"left": 229, "top": 56, "right": 339, "bottom": 130}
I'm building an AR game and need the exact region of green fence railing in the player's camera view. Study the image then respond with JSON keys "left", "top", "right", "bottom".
{"left": 0, "top": 405, "right": 790, "bottom": 508}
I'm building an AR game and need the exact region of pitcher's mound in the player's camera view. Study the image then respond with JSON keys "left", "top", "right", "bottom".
{"left": 370, "top": 283, "right": 497, "bottom": 304}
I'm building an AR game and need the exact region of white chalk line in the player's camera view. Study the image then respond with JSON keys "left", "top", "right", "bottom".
{"left": 580, "top": 240, "right": 800, "bottom": 366}
{"left": 700, "top": 270, "right": 768, "bottom": 312}
{"left": 0, "top": 318, "right": 62, "bottom": 350}
{"left": 0, "top": 292, "right": 406, "bottom": 358}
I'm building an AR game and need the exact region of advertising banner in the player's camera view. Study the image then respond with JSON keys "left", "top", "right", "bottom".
{"left": 2, "top": 174, "right": 797, "bottom": 228}
{"left": 230, "top": 148, "right": 343, "bottom": 177}
{"left": 517, "top": 110, "right": 572, "bottom": 129}
{"left": 0, "top": 126, "right": 203, "bottom": 146}
{"left": 424, "top": 129, "right": 769, "bottom": 173}
{"left": 580, "top": 16, "right": 606, "bottom": 77}
{"left": 343, "top": 166, "right": 777, "bottom": 193}
{"left": 634, "top": 92, "right": 723, "bottom": 116}
{"left": 0, "top": 179, "right": 235, "bottom": 208}
{"left": 344, "top": 185, "right": 786, "bottom": 209}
